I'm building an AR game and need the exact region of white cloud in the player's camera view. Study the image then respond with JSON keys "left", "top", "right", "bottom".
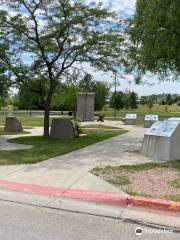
{"left": 85, "top": 0, "right": 136, "bottom": 16}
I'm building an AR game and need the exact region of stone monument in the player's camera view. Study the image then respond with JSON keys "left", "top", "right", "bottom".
{"left": 144, "top": 115, "right": 159, "bottom": 128}
{"left": 77, "top": 92, "right": 95, "bottom": 121}
{"left": 50, "top": 118, "right": 75, "bottom": 139}
{"left": 4, "top": 116, "right": 23, "bottom": 132}
{"left": 142, "top": 120, "right": 180, "bottom": 161}
{"left": 123, "top": 114, "right": 137, "bottom": 125}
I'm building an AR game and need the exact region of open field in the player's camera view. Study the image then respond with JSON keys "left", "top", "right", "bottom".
{"left": 1, "top": 105, "right": 180, "bottom": 127}
{"left": 0, "top": 129, "right": 127, "bottom": 165}
{"left": 0, "top": 115, "right": 72, "bottom": 127}
{"left": 98, "top": 104, "right": 180, "bottom": 125}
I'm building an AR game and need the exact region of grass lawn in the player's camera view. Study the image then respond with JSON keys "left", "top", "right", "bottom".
{"left": 92, "top": 161, "right": 180, "bottom": 201}
{"left": 98, "top": 104, "right": 180, "bottom": 125}
{"left": 0, "top": 127, "right": 30, "bottom": 135}
{"left": 81, "top": 124, "right": 121, "bottom": 129}
{"left": 1, "top": 105, "right": 180, "bottom": 127}
{"left": 0, "top": 129, "right": 127, "bottom": 165}
{"left": 0, "top": 115, "right": 71, "bottom": 127}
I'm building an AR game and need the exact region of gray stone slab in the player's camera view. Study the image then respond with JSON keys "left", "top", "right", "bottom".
{"left": 144, "top": 120, "right": 156, "bottom": 128}
{"left": 144, "top": 115, "right": 159, "bottom": 128}
{"left": 4, "top": 117, "right": 23, "bottom": 132}
{"left": 123, "top": 114, "right": 137, "bottom": 125}
{"left": 77, "top": 92, "right": 95, "bottom": 121}
{"left": 50, "top": 118, "right": 75, "bottom": 139}
{"left": 123, "top": 119, "right": 137, "bottom": 125}
{"left": 142, "top": 120, "right": 180, "bottom": 161}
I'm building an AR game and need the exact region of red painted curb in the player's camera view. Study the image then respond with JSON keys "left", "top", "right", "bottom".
{"left": 0, "top": 179, "right": 180, "bottom": 211}
{"left": 0, "top": 180, "right": 127, "bottom": 206}
{"left": 0, "top": 180, "right": 65, "bottom": 196}
{"left": 128, "top": 195, "right": 180, "bottom": 211}
{"left": 63, "top": 188, "right": 128, "bottom": 206}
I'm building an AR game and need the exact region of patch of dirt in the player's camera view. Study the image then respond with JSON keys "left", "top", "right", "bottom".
{"left": 96, "top": 167, "right": 180, "bottom": 199}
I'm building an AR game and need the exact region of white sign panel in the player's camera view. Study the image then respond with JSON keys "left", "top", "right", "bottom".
{"left": 145, "top": 121, "right": 180, "bottom": 137}
{"left": 125, "top": 114, "right": 137, "bottom": 119}
{"left": 168, "top": 117, "right": 180, "bottom": 121}
{"left": 145, "top": 115, "right": 159, "bottom": 121}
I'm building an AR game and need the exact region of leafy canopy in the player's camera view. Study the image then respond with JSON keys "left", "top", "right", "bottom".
{"left": 127, "top": 0, "right": 180, "bottom": 80}
{"left": 0, "top": 0, "right": 124, "bottom": 86}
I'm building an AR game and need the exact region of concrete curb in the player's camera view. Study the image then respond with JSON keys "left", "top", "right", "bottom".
{"left": 0, "top": 180, "right": 179, "bottom": 212}
{"left": 128, "top": 195, "right": 180, "bottom": 211}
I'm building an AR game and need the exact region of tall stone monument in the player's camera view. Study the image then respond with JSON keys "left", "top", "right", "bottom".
{"left": 142, "top": 120, "right": 180, "bottom": 161}
{"left": 50, "top": 119, "right": 75, "bottom": 139}
{"left": 77, "top": 92, "right": 95, "bottom": 121}
{"left": 144, "top": 115, "right": 159, "bottom": 128}
{"left": 123, "top": 114, "right": 137, "bottom": 125}
{"left": 4, "top": 116, "right": 23, "bottom": 132}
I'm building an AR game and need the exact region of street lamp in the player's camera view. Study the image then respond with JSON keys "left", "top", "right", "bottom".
{"left": 114, "top": 71, "right": 117, "bottom": 120}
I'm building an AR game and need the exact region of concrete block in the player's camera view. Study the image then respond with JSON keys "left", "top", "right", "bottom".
{"left": 4, "top": 116, "right": 23, "bottom": 132}
{"left": 50, "top": 119, "right": 75, "bottom": 139}
{"left": 77, "top": 92, "right": 95, "bottom": 121}
{"left": 142, "top": 120, "right": 180, "bottom": 161}
{"left": 144, "top": 115, "right": 159, "bottom": 128}
{"left": 123, "top": 114, "right": 137, "bottom": 125}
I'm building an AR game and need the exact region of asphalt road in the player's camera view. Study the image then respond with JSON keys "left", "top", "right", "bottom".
{"left": 0, "top": 200, "right": 179, "bottom": 240}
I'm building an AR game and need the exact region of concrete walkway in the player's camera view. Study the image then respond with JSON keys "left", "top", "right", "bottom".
{"left": 0, "top": 127, "right": 42, "bottom": 150}
{"left": 0, "top": 121, "right": 153, "bottom": 195}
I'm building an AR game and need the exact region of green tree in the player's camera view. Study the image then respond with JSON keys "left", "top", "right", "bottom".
{"left": 147, "top": 99, "right": 154, "bottom": 113}
{"left": 127, "top": 0, "right": 180, "bottom": 80}
{"left": 78, "top": 74, "right": 110, "bottom": 111}
{"left": 166, "top": 94, "right": 173, "bottom": 105}
{"left": 0, "top": 0, "right": 124, "bottom": 137}
{"left": 17, "top": 78, "right": 48, "bottom": 110}
{"left": 110, "top": 91, "right": 124, "bottom": 110}
{"left": 0, "top": 63, "right": 11, "bottom": 107}
{"left": 128, "top": 91, "right": 138, "bottom": 109}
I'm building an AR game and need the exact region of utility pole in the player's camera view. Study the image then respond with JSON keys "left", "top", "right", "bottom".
{"left": 114, "top": 71, "right": 117, "bottom": 120}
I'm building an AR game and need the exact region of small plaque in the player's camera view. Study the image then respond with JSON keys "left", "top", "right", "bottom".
{"left": 145, "top": 115, "right": 158, "bottom": 121}
{"left": 125, "top": 114, "right": 137, "bottom": 119}
{"left": 145, "top": 120, "right": 180, "bottom": 137}
{"left": 168, "top": 117, "right": 180, "bottom": 121}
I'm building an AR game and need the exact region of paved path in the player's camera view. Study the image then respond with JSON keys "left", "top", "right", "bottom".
{"left": 0, "top": 121, "right": 153, "bottom": 194}
{"left": 0, "top": 127, "right": 42, "bottom": 150}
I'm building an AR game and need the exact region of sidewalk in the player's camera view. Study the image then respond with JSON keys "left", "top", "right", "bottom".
{"left": 0, "top": 123, "right": 153, "bottom": 193}
{"left": 0, "top": 121, "right": 180, "bottom": 228}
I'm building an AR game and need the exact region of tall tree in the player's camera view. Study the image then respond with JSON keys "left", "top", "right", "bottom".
{"left": 110, "top": 91, "right": 124, "bottom": 110}
{"left": 0, "top": 0, "right": 124, "bottom": 137}
{"left": 78, "top": 74, "right": 110, "bottom": 111}
{"left": 0, "top": 63, "right": 11, "bottom": 106}
{"left": 128, "top": 91, "right": 138, "bottom": 109}
{"left": 127, "top": 0, "right": 180, "bottom": 80}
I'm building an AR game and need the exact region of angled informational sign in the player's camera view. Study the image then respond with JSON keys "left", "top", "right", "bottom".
{"left": 145, "top": 120, "right": 180, "bottom": 137}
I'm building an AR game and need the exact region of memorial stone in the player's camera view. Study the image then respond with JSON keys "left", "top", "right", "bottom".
{"left": 50, "top": 118, "right": 75, "bottom": 139}
{"left": 142, "top": 120, "right": 180, "bottom": 161}
{"left": 77, "top": 92, "right": 95, "bottom": 121}
{"left": 4, "top": 116, "right": 23, "bottom": 132}
{"left": 144, "top": 115, "right": 159, "bottom": 128}
{"left": 123, "top": 114, "right": 137, "bottom": 125}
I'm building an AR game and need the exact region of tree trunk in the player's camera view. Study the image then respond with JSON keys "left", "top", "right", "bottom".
{"left": 43, "top": 89, "right": 53, "bottom": 137}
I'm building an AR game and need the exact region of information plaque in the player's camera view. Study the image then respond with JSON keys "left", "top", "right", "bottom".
{"left": 145, "top": 120, "right": 180, "bottom": 138}
{"left": 168, "top": 117, "right": 180, "bottom": 121}
{"left": 145, "top": 115, "right": 158, "bottom": 121}
{"left": 125, "top": 114, "right": 137, "bottom": 119}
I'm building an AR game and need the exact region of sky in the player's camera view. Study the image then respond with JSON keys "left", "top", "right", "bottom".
{"left": 85, "top": 0, "right": 180, "bottom": 96}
